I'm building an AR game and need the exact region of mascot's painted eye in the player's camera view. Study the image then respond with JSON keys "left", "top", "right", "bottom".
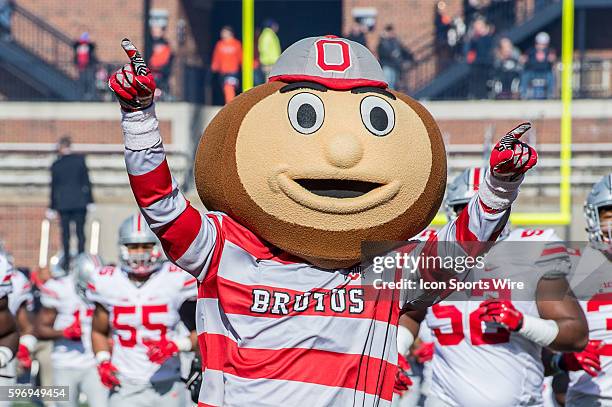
{"left": 287, "top": 92, "right": 325, "bottom": 135}
{"left": 360, "top": 95, "right": 395, "bottom": 137}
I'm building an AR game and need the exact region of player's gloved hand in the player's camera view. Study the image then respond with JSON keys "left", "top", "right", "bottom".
{"left": 16, "top": 344, "right": 32, "bottom": 370}
{"left": 97, "top": 360, "right": 121, "bottom": 389}
{"left": 0, "top": 346, "right": 13, "bottom": 369}
{"left": 412, "top": 341, "right": 434, "bottom": 363}
{"left": 183, "top": 353, "right": 202, "bottom": 404}
{"left": 478, "top": 299, "right": 523, "bottom": 331}
{"left": 561, "top": 340, "right": 603, "bottom": 377}
{"left": 489, "top": 123, "right": 538, "bottom": 180}
{"left": 108, "top": 39, "right": 156, "bottom": 111}
{"left": 393, "top": 353, "right": 413, "bottom": 396}
{"left": 62, "top": 320, "right": 82, "bottom": 340}
{"left": 144, "top": 338, "right": 179, "bottom": 364}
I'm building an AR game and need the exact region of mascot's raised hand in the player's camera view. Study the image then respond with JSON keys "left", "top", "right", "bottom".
{"left": 490, "top": 123, "right": 538, "bottom": 180}
{"left": 108, "top": 39, "right": 156, "bottom": 111}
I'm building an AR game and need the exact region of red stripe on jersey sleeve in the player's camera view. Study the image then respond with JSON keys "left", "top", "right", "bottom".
{"left": 128, "top": 159, "right": 173, "bottom": 207}
{"left": 157, "top": 205, "right": 202, "bottom": 262}
{"left": 201, "top": 332, "right": 396, "bottom": 401}
{"left": 455, "top": 208, "right": 478, "bottom": 242}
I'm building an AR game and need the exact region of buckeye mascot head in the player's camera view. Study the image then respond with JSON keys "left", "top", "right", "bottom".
{"left": 195, "top": 36, "right": 446, "bottom": 268}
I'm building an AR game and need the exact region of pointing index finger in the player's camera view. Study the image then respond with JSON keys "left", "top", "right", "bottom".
{"left": 121, "top": 38, "right": 149, "bottom": 76}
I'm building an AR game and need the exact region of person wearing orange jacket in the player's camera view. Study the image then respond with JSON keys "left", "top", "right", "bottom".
{"left": 211, "top": 26, "right": 242, "bottom": 104}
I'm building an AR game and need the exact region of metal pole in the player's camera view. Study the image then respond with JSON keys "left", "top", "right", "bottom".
{"left": 242, "top": 0, "right": 254, "bottom": 91}
{"left": 560, "top": 0, "right": 574, "bottom": 225}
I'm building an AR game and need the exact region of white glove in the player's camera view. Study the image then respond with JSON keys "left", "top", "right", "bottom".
{"left": 0, "top": 346, "right": 13, "bottom": 369}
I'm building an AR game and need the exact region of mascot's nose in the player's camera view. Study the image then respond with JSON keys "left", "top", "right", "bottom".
{"left": 324, "top": 134, "right": 364, "bottom": 169}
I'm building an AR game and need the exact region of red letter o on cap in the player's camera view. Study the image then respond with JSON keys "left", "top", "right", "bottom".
{"left": 316, "top": 39, "right": 351, "bottom": 72}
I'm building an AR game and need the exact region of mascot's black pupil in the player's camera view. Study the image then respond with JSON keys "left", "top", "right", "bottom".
{"left": 370, "top": 107, "right": 388, "bottom": 132}
{"left": 297, "top": 104, "right": 317, "bottom": 128}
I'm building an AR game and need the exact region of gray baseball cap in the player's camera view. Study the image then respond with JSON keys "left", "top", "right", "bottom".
{"left": 269, "top": 35, "right": 388, "bottom": 90}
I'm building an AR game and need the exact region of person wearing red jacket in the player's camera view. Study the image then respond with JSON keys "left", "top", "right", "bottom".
{"left": 211, "top": 26, "right": 242, "bottom": 104}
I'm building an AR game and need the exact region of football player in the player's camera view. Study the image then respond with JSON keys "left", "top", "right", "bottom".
{"left": 401, "top": 168, "right": 588, "bottom": 407}
{"left": 564, "top": 174, "right": 612, "bottom": 406}
{"left": 88, "top": 213, "right": 197, "bottom": 407}
{"left": 0, "top": 246, "right": 36, "bottom": 384}
{"left": 0, "top": 248, "right": 19, "bottom": 401}
{"left": 35, "top": 252, "right": 108, "bottom": 407}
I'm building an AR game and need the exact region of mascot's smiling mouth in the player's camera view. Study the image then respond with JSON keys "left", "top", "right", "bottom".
{"left": 294, "top": 179, "right": 382, "bottom": 198}
{"left": 275, "top": 172, "right": 401, "bottom": 214}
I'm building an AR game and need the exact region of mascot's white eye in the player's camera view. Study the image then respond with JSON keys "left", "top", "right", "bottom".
{"left": 287, "top": 92, "right": 325, "bottom": 135}
{"left": 360, "top": 96, "right": 395, "bottom": 137}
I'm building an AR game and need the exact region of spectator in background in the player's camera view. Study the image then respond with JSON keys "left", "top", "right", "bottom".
{"left": 346, "top": 21, "right": 367, "bottom": 47}
{"left": 47, "top": 136, "right": 93, "bottom": 270}
{"left": 0, "top": 0, "right": 14, "bottom": 41}
{"left": 258, "top": 19, "right": 281, "bottom": 81}
{"left": 434, "top": 1, "right": 453, "bottom": 73}
{"left": 520, "top": 31, "right": 557, "bottom": 99}
{"left": 492, "top": 37, "right": 521, "bottom": 98}
{"left": 73, "top": 32, "right": 97, "bottom": 100}
{"left": 377, "top": 24, "right": 413, "bottom": 90}
{"left": 463, "top": 0, "right": 486, "bottom": 27}
{"left": 464, "top": 17, "right": 494, "bottom": 98}
{"left": 211, "top": 26, "right": 242, "bottom": 104}
{"left": 253, "top": 27, "right": 264, "bottom": 86}
{"left": 149, "top": 26, "right": 173, "bottom": 99}
{"left": 435, "top": 1, "right": 452, "bottom": 48}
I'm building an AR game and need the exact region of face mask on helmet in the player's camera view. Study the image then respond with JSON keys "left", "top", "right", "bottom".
{"left": 119, "top": 243, "right": 162, "bottom": 276}
{"left": 584, "top": 174, "right": 612, "bottom": 252}
{"left": 118, "top": 214, "right": 163, "bottom": 276}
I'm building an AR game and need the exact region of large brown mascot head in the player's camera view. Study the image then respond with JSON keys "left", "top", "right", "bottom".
{"left": 195, "top": 36, "right": 446, "bottom": 268}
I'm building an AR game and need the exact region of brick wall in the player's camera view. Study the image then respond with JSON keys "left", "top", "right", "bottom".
{"left": 342, "top": 0, "right": 463, "bottom": 53}
{"left": 0, "top": 119, "right": 172, "bottom": 144}
{"left": 14, "top": 0, "right": 200, "bottom": 96}
{"left": 0, "top": 204, "right": 60, "bottom": 269}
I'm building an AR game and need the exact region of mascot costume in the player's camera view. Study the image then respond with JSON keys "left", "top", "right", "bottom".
{"left": 109, "top": 36, "right": 537, "bottom": 406}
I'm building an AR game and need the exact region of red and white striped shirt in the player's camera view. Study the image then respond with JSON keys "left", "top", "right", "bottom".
{"left": 121, "top": 105, "right": 519, "bottom": 406}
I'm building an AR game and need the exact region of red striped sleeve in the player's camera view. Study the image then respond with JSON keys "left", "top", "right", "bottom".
{"left": 128, "top": 159, "right": 173, "bottom": 207}
{"left": 201, "top": 332, "right": 396, "bottom": 401}
{"left": 157, "top": 205, "right": 202, "bottom": 261}
{"left": 455, "top": 208, "right": 478, "bottom": 242}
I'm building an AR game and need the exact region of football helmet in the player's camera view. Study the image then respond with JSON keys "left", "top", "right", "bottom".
{"left": 74, "top": 253, "right": 103, "bottom": 301}
{"left": 445, "top": 167, "right": 510, "bottom": 240}
{"left": 49, "top": 252, "right": 75, "bottom": 278}
{"left": 584, "top": 173, "right": 612, "bottom": 247}
{"left": 445, "top": 167, "right": 486, "bottom": 221}
{"left": 118, "top": 213, "right": 162, "bottom": 275}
